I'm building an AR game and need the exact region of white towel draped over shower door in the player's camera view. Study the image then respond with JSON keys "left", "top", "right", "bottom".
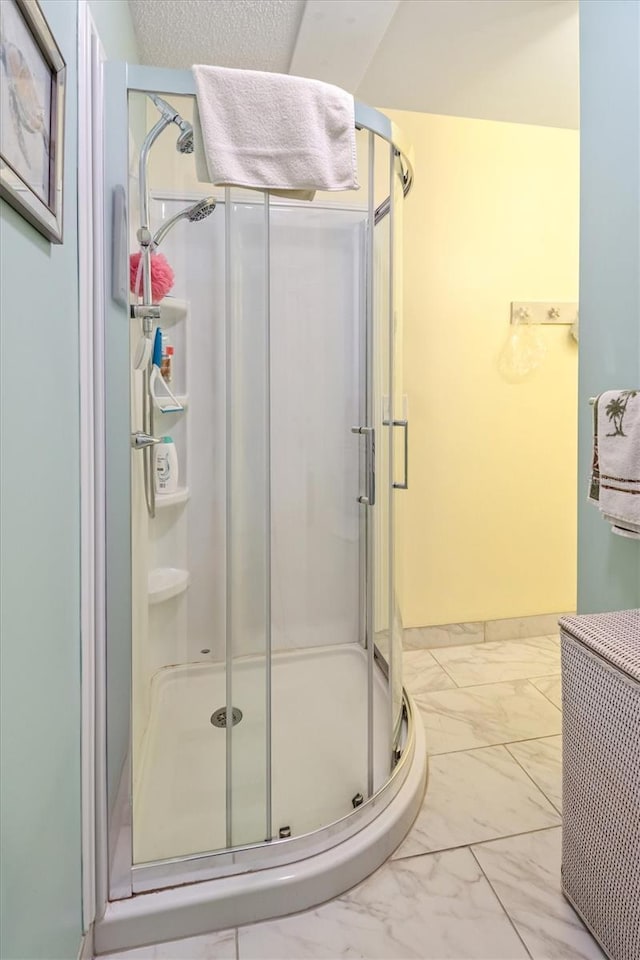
{"left": 192, "top": 64, "right": 359, "bottom": 201}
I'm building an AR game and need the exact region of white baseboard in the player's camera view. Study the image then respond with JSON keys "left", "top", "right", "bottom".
{"left": 404, "top": 610, "right": 574, "bottom": 649}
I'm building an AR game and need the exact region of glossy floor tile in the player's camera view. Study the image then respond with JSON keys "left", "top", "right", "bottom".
{"left": 506, "top": 735, "right": 563, "bottom": 812}
{"left": 431, "top": 636, "right": 560, "bottom": 687}
{"left": 402, "top": 649, "right": 457, "bottom": 696}
{"left": 237, "top": 848, "right": 528, "bottom": 959}
{"left": 415, "top": 679, "right": 562, "bottom": 754}
{"left": 472, "top": 828, "right": 606, "bottom": 959}
{"left": 102, "top": 929, "right": 236, "bottom": 960}
{"left": 530, "top": 674, "right": 562, "bottom": 709}
{"left": 393, "top": 744, "right": 560, "bottom": 858}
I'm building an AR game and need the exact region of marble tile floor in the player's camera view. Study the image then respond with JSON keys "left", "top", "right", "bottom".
{"left": 429, "top": 636, "right": 560, "bottom": 687}
{"left": 104, "top": 636, "right": 605, "bottom": 960}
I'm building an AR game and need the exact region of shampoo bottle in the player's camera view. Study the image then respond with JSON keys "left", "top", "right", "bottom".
{"left": 155, "top": 436, "right": 179, "bottom": 495}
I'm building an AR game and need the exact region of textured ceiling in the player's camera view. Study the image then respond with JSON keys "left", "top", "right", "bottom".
{"left": 127, "top": 0, "right": 578, "bottom": 129}
{"left": 128, "top": 0, "right": 305, "bottom": 71}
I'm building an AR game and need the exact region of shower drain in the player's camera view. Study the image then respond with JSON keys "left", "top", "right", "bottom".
{"left": 210, "top": 707, "right": 243, "bottom": 728}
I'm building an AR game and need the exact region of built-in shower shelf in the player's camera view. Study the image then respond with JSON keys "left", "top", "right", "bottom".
{"left": 148, "top": 567, "right": 190, "bottom": 604}
{"left": 156, "top": 393, "right": 189, "bottom": 413}
{"left": 159, "top": 297, "right": 189, "bottom": 324}
{"left": 155, "top": 485, "right": 190, "bottom": 508}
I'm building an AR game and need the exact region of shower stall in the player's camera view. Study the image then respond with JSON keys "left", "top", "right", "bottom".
{"left": 98, "top": 63, "right": 426, "bottom": 952}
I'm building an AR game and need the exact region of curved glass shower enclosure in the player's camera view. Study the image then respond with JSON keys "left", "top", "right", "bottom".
{"left": 103, "top": 65, "right": 419, "bottom": 907}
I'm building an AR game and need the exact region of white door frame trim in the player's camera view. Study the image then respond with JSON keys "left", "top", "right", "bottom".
{"left": 78, "top": 0, "right": 107, "bottom": 935}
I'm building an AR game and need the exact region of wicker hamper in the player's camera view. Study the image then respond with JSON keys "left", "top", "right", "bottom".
{"left": 559, "top": 609, "right": 640, "bottom": 960}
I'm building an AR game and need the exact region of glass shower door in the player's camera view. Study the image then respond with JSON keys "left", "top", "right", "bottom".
{"left": 126, "top": 87, "right": 272, "bottom": 865}
{"left": 372, "top": 142, "right": 406, "bottom": 763}
{"left": 389, "top": 155, "right": 406, "bottom": 751}
{"left": 225, "top": 189, "right": 271, "bottom": 848}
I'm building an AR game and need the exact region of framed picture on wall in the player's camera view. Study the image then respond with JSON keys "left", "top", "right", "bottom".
{"left": 0, "top": 0, "right": 66, "bottom": 243}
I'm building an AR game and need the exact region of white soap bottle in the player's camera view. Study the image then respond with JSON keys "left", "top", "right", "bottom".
{"left": 155, "top": 436, "right": 179, "bottom": 495}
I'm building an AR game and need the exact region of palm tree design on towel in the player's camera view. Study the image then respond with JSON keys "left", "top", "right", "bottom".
{"left": 605, "top": 390, "right": 638, "bottom": 437}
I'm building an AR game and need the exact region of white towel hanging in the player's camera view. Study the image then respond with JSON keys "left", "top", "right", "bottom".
{"left": 192, "top": 64, "right": 359, "bottom": 201}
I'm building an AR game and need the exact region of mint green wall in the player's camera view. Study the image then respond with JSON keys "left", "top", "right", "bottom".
{"left": 0, "top": 2, "right": 139, "bottom": 958}
{"left": 0, "top": 1, "right": 82, "bottom": 956}
{"left": 578, "top": 0, "right": 640, "bottom": 612}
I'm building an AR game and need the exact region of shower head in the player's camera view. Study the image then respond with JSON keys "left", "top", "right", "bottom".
{"left": 176, "top": 126, "right": 194, "bottom": 154}
{"left": 148, "top": 93, "right": 194, "bottom": 154}
{"left": 152, "top": 198, "right": 217, "bottom": 247}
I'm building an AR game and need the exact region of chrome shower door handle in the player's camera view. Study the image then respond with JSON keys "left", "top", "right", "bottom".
{"left": 351, "top": 426, "right": 375, "bottom": 506}
{"left": 394, "top": 419, "right": 408, "bottom": 490}
{"left": 383, "top": 419, "right": 409, "bottom": 490}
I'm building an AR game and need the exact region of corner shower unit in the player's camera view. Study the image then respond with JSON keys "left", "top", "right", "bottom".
{"left": 98, "top": 63, "right": 425, "bottom": 953}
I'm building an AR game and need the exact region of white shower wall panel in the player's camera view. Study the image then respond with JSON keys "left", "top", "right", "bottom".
{"left": 149, "top": 199, "right": 227, "bottom": 667}
{"left": 145, "top": 198, "right": 365, "bottom": 670}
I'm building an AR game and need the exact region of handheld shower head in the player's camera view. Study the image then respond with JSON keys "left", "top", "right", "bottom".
{"left": 186, "top": 198, "right": 217, "bottom": 222}
{"left": 152, "top": 198, "right": 217, "bottom": 247}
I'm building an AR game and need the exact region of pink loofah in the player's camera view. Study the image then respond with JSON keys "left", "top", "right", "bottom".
{"left": 129, "top": 251, "right": 175, "bottom": 303}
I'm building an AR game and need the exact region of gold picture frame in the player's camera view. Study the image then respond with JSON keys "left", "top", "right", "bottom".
{"left": 0, "top": 0, "right": 66, "bottom": 243}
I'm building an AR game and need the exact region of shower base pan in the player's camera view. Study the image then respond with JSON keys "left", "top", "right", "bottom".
{"left": 95, "top": 644, "right": 426, "bottom": 954}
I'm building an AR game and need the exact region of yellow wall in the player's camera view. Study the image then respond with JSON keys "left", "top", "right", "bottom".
{"left": 384, "top": 109, "right": 579, "bottom": 627}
